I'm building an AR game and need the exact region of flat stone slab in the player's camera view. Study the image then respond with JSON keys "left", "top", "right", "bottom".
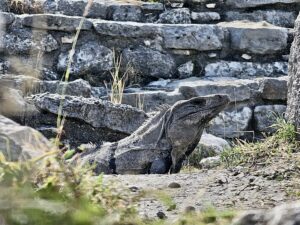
{"left": 225, "top": 10, "right": 297, "bottom": 28}
{"left": 57, "top": 42, "right": 113, "bottom": 76}
{"left": 226, "top": 0, "right": 300, "bottom": 8}
{"left": 31, "top": 93, "right": 148, "bottom": 135}
{"left": 21, "top": 14, "right": 93, "bottom": 31}
{"left": 42, "top": 0, "right": 163, "bottom": 20}
{"left": 93, "top": 20, "right": 159, "bottom": 38}
{"left": 205, "top": 61, "right": 288, "bottom": 78}
{"left": 191, "top": 12, "right": 221, "bottom": 23}
{"left": 162, "top": 24, "right": 224, "bottom": 51}
{"left": 93, "top": 20, "right": 225, "bottom": 51}
{"left": 219, "top": 21, "right": 288, "bottom": 55}
{"left": 176, "top": 78, "right": 259, "bottom": 102}
{"left": 145, "top": 76, "right": 288, "bottom": 104}
{"left": 121, "top": 89, "right": 184, "bottom": 112}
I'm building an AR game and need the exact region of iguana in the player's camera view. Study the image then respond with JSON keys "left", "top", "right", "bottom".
{"left": 80, "top": 95, "right": 230, "bottom": 174}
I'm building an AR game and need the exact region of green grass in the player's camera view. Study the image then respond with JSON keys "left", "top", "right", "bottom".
{"left": 0, "top": 152, "right": 140, "bottom": 225}
{"left": 221, "top": 118, "right": 299, "bottom": 168}
{"left": 0, "top": 152, "right": 237, "bottom": 225}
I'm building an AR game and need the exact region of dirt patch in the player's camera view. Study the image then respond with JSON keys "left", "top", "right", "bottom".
{"left": 104, "top": 156, "right": 300, "bottom": 220}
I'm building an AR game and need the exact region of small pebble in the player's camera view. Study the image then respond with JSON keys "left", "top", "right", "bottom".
{"left": 208, "top": 53, "right": 217, "bottom": 58}
{"left": 129, "top": 186, "right": 139, "bottom": 192}
{"left": 242, "top": 54, "right": 252, "bottom": 60}
{"left": 206, "top": 3, "right": 216, "bottom": 8}
{"left": 184, "top": 206, "right": 196, "bottom": 213}
{"left": 168, "top": 182, "right": 181, "bottom": 188}
{"left": 217, "top": 176, "right": 228, "bottom": 184}
{"left": 157, "top": 211, "right": 167, "bottom": 219}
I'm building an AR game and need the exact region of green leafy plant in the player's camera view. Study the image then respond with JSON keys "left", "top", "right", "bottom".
{"left": 0, "top": 152, "right": 139, "bottom": 225}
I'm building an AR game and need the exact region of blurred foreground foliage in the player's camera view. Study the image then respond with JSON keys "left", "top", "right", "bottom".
{"left": 0, "top": 152, "right": 235, "bottom": 225}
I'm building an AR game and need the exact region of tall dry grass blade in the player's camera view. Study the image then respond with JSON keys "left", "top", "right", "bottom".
{"left": 55, "top": 0, "right": 94, "bottom": 146}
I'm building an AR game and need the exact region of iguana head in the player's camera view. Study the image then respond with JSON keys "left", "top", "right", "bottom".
{"left": 164, "top": 94, "right": 230, "bottom": 173}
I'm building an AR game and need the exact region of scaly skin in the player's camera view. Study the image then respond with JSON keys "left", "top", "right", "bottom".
{"left": 81, "top": 95, "right": 230, "bottom": 174}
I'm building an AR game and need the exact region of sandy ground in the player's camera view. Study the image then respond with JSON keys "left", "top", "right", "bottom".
{"left": 104, "top": 164, "right": 300, "bottom": 220}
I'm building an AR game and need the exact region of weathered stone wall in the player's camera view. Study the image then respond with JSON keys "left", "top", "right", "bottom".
{"left": 0, "top": 0, "right": 298, "bottom": 140}
{"left": 286, "top": 13, "right": 300, "bottom": 136}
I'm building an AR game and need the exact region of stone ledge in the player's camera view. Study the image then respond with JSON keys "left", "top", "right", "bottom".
{"left": 21, "top": 14, "right": 93, "bottom": 31}
{"left": 31, "top": 93, "right": 148, "bottom": 134}
{"left": 205, "top": 61, "right": 288, "bottom": 78}
{"left": 225, "top": 0, "right": 300, "bottom": 8}
{"left": 219, "top": 21, "right": 288, "bottom": 54}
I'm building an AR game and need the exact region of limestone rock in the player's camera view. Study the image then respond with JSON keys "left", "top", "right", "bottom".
{"left": 93, "top": 21, "right": 224, "bottom": 52}
{"left": 121, "top": 90, "right": 184, "bottom": 112}
{"left": 162, "top": 24, "right": 224, "bottom": 51}
{"left": 191, "top": 12, "right": 220, "bottom": 23}
{"left": 260, "top": 77, "right": 288, "bottom": 101}
{"left": 225, "top": 10, "right": 297, "bottom": 28}
{"left": 0, "top": 12, "right": 15, "bottom": 25}
{"left": 108, "top": 4, "right": 143, "bottom": 22}
{"left": 177, "top": 61, "right": 194, "bottom": 79}
{"left": 232, "top": 202, "right": 300, "bottom": 225}
{"left": 39, "top": 79, "right": 92, "bottom": 97}
{"left": 207, "top": 107, "right": 253, "bottom": 138}
{"left": 205, "top": 61, "right": 288, "bottom": 78}
{"left": 254, "top": 105, "right": 287, "bottom": 133}
{"left": 198, "top": 133, "right": 230, "bottom": 157}
{"left": 200, "top": 156, "right": 221, "bottom": 169}
{"left": 57, "top": 42, "right": 113, "bottom": 76}
{"left": 40, "top": 68, "right": 59, "bottom": 81}
{"left": 44, "top": 0, "right": 108, "bottom": 18}
{"left": 286, "top": 14, "right": 300, "bottom": 134}
{"left": 31, "top": 93, "right": 148, "bottom": 135}
{"left": 226, "top": 0, "right": 300, "bottom": 8}
{"left": 0, "top": 115, "right": 51, "bottom": 161}
{"left": 219, "top": 21, "right": 288, "bottom": 55}
{"left": 0, "top": 31, "right": 59, "bottom": 54}
{"left": 22, "top": 14, "right": 93, "bottom": 31}
{"left": 188, "top": 132, "right": 230, "bottom": 168}
{"left": 157, "top": 8, "right": 191, "bottom": 24}
{"left": 93, "top": 20, "right": 159, "bottom": 38}
{"left": 177, "top": 78, "right": 259, "bottom": 102}
{"left": 0, "top": 59, "right": 9, "bottom": 74}
{"left": 0, "top": 75, "right": 40, "bottom": 95}
{"left": 0, "top": 87, "right": 27, "bottom": 118}
{"left": 141, "top": 2, "right": 164, "bottom": 12}
{"left": 0, "top": 0, "right": 8, "bottom": 11}
{"left": 1, "top": 73, "right": 85, "bottom": 97}
{"left": 122, "top": 46, "right": 176, "bottom": 79}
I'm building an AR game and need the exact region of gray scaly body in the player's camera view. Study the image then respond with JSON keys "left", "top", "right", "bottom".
{"left": 81, "top": 95, "right": 230, "bottom": 174}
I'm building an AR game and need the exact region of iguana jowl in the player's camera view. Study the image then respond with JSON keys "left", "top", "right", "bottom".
{"left": 81, "top": 95, "right": 230, "bottom": 174}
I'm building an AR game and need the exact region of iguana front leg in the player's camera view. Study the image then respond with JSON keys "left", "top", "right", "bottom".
{"left": 149, "top": 157, "right": 171, "bottom": 174}
{"left": 170, "top": 146, "right": 186, "bottom": 173}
